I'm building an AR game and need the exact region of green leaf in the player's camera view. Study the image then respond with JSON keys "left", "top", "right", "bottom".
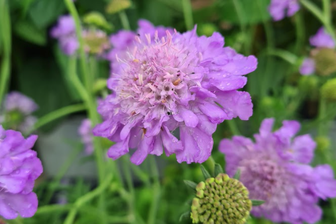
{"left": 214, "top": 163, "right": 224, "bottom": 176}
{"left": 233, "top": 169, "right": 241, "bottom": 180}
{"left": 251, "top": 199, "right": 265, "bottom": 206}
{"left": 200, "top": 165, "right": 211, "bottom": 179}
{"left": 28, "top": 0, "right": 65, "bottom": 28}
{"left": 183, "top": 180, "right": 197, "bottom": 191}
{"left": 14, "top": 20, "right": 46, "bottom": 45}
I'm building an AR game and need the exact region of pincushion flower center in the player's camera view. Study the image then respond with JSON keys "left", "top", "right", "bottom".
{"left": 115, "top": 32, "right": 193, "bottom": 116}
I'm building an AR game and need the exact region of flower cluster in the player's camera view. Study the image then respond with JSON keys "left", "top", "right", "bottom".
{"left": 94, "top": 21, "right": 257, "bottom": 165}
{"left": 0, "top": 126, "right": 43, "bottom": 219}
{"left": 78, "top": 119, "right": 94, "bottom": 155}
{"left": 300, "top": 27, "right": 336, "bottom": 76}
{"left": 51, "top": 15, "right": 110, "bottom": 56}
{"left": 268, "top": 0, "right": 300, "bottom": 21}
{"left": 0, "top": 92, "right": 38, "bottom": 134}
{"left": 219, "top": 118, "right": 336, "bottom": 223}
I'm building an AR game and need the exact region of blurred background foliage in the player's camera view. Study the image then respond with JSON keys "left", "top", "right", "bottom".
{"left": 2, "top": 0, "right": 336, "bottom": 223}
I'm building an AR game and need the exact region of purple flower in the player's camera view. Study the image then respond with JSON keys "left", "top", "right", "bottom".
{"left": 0, "top": 92, "right": 38, "bottom": 134}
{"left": 78, "top": 119, "right": 93, "bottom": 155}
{"left": 299, "top": 58, "right": 315, "bottom": 75}
{"left": 94, "top": 25, "right": 257, "bottom": 165}
{"left": 51, "top": 15, "right": 78, "bottom": 55}
{"left": 268, "top": 0, "right": 300, "bottom": 21}
{"left": 107, "top": 19, "right": 174, "bottom": 74}
{"left": 0, "top": 126, "right": 43, "bottom": 219}
{"left": 219, "top": 118, "right": 336, "bottom": 224}
{"left": 309, "top": 27, "right": 335, "bottom": 49}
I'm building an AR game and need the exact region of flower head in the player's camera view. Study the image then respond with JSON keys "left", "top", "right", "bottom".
{"left": 191, "top": 173, "right": 252, "bottom": 224}
{"left": 94, "top": 25, "right": 257, "bottom": 165}
{"left": 0, "top": 92, "right": 38, "bottom": 134}
{"left": 219, "top": 118, "right": 336, "bottom": 223}
{"left": 78, "top": 119, "right": 94, "bottom": 155}
{"left": 310, "top": 27, "right": 335, "bottom": 49}
{"left": 0, "top": 126, "right": 43, "bottom": 219}
{"left": 268, "top": 0, "right": 300, "bottom": 21}
{"left": 299, "top": 58, "right": 315, "bottom": 75}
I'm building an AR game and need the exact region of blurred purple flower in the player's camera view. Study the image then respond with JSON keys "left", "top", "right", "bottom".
{"left": 268, "top": 0, "right": 300, "bottom": 21}
{"left": 0, "top": 126, "right": 43, "bottom": 219}
{"left": 94, "top": 25, "right": 257, "bottom": 165}
{"left": 309, "top": 27, "right": 335, "bottom": 48}
{"left": 219, "top": 118, "right": 336, "bottom": 224}
{"left": 299, "top": 58, "right": 315, "bottom": 75}
{"left": 78, "top": 119, "right": 93, "bottom": 155}
{"left": 51, "top": 15, "right": 78, "bottom": 55}
{"left": 0, "top": 92, "right": 38, "bottom": 134}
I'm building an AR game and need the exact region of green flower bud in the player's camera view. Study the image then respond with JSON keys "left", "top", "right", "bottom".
{"left": 83, "top": 30, "right": 110, "bottom": 55}
{"left": 190, "top": 173, "right": 252, "bottom": 224}
{"left": 106, "top": 0, "right": 131, "bottom": 14}
{"left": 312, "top": 48, "right": 336, "bottom": 76}
{"left": 198, "top": 23, "right": 218, "bottom": 37}
{"left": 321, "top": 78, "right": 336, "bottom": 102}
{"left": 83, "top": 12, "right": 112, "bottom": 30}
{"left": 298, "top": 75, "right": 319, "bottom": 99}
{"left": 315, "top": 136, "right": 331, "bottom": 152}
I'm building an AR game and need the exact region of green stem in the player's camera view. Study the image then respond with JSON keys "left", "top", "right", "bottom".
{"left": 64, "top": 0, "right": 91, "bottom": 91}
{"left": 227, "top": 119, "right": 241, "bottom": 136}
{"left": 182, "top": 0, "right": 194, "bottom": 30}
{"left": 294, "top": 12, "right": 305, "bottom": 54}
{"left": 147, "top": 157, "right": 161, "bottom": 224}
{"left": 300, "top": 0, "right": 325, "bottom": 23}
{"left": 36, "top": 204, "right": 73, "bottom": 215}
{"left": 122, "top": 156, "right": 136, "bottom": 224}
{"left": 64, "top": 174, "right": 113, "bottom": 224}
{"left": 0, "top": 0, "right": 11, "bottom": 107}
{"left": 119, "top": 11, "right": 131, "bottom": 30}
{"left": 266, "top": 49, "right": 298, "bottom": 64}
{"left": 31, "top": 104, "right": 86, "bottom": 133}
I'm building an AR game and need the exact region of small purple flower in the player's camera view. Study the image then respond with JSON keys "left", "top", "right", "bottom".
{"left": 299, "top": 58, "right": 315, "bottom": 75}
{"left": 268, "top": 0, "right": 300, "bottom": 21}
{"left": 0, "top": 92, "right": 38, "bottom": 134}
{"left": 94, "top": 25, "right": 257, "bottom": 165}
{"left": 51, "top": 15, "right": 78, "bottom": 55}
{"left": 78, "top": 119, "right": 93, "bottom": 155}
{"left": 0, "top": 126, "right": 43, "bottom": 219}
{"left": 309, "top": 27, "right": 335, "bottom": 49}
{"left": 219, "top": 118, "right": 336, "bottom": 224}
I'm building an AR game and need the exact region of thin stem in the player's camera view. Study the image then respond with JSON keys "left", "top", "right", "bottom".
{"left": 227, "top": 119, "right": 241, "bottom": 136}
{"left": 147, "top": 157, "right": 161, "bottom": 224}
{"left": 232, "top": 0, "right": 248, "bottom": 53}
{"left": 122, "top": 156, "right": 136, "bottom": 224}
{"left": 119, "top": 11, "right": 131, "bottom": 30}
{"left": 294, "top": 12, "right": 305, "bottom": 54}
{"left": 182, "top": 0, "right": 194, "bottom": 30}
{"left": 300, "top": 0, "right": 325, "bottom": 24}
{"left": 64, "top": 0, "right": 91, "bottom": 91}
{"left": 0, "top": 0, "right": 11, "bottom": 107}
{"left": 31, "top": 104, "right": 86, "bottom": 133}
{"left": 64, "top": 174, "right": 113, "bottom": 224}
{"left": 266, "top": 49, "right": 298, "bottom": 65}
{"left": 36, "top": 204, "right": 73, "bottom": 215}
{"left": 323, "top": 0, "right": 331, "bottom": 23}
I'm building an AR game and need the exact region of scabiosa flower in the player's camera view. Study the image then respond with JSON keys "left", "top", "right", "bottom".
{"left": 78, "top": 119, "right": 93, "bottom": 155}
{"left": 0, "top": 125, "right": 43, "bottom": 219}
{"left": 268, "top": 0, "right": 300, "bottom": 21}
{"left": 309, "top": 27, "right": 335, "bottom": 49}
{"left": 299, "top": 58, "right": 315, "bottom": 75}
{"left": 219, "top": 118, "right": 336, "bottom": 223}
{"left": 94, "top": 25, "right": 257, "bottom": 165}
{"left": 0, "top": 92, "right": 38, "bottom": 134}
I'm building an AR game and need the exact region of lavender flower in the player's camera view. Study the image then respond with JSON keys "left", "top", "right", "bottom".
{"left": 268, "top": 0, "right": 300, "bottom": 21}
{"left": 219, "top": 118, "right": 336, "bottom": 223}
{"left": 94, "top": 25, "right": 257, "bottom": 165}
{"left": 310, "top": 27, "right": 335, "bottom": 49}
{"left": 299, "top": 58, "right": 315, "bottom": 75}
{"left": 78, "top": 119, "right": 93, "bottom": 155}
{"left": 0, "top": 126, "right": 43, "bottom": 219}
{"left": 0, "top": 92, "right": 38, "bottom": 134}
